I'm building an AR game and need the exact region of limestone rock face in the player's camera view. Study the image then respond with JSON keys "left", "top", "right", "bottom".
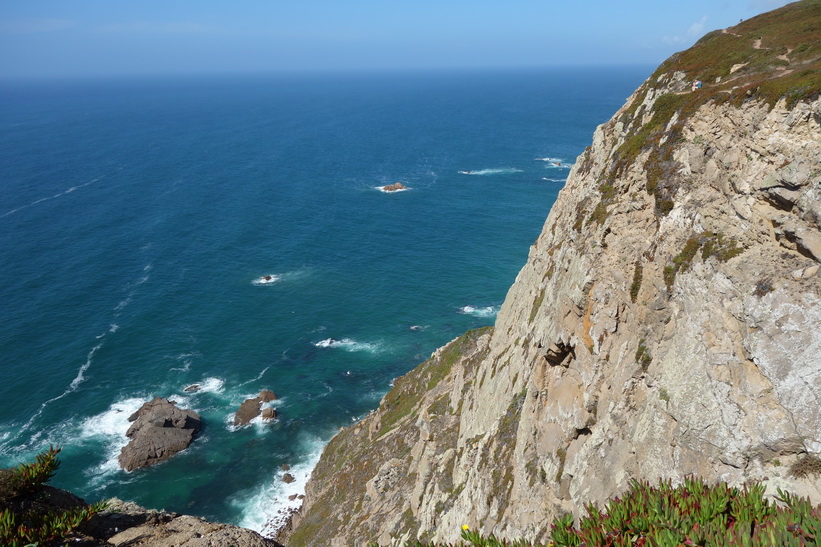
{"left": 118, "top": 397, "right": 202, "bottom": 472}
{"left": 286, "top": 5, "right": 821, "bottom": 546}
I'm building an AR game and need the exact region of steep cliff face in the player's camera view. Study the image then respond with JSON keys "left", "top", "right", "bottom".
{"left": 285, "top": 3, "right": 821, "bottom": 545}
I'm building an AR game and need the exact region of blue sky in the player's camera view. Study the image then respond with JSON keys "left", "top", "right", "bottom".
{"left": 0, "top": 0, "right": 793, "bottom": 78}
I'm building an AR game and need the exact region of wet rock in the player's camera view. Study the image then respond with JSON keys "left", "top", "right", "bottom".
{"left": 234, "top": 390, "right": 279, "bottom": 426}
{"left": 382, "top": 182, "right": 407, "bottom": 192}
{"left": 118, "top": 398, "right": 202, "bottom": 472}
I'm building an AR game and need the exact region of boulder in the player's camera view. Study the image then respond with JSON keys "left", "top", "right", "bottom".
{"left": 118, "top": 397, "right": 202, "bottom": 472}
{"left": 234, "top": 390, "right": 279, "bottom": 426}
{"left": 234, "top": 398, "right": 263, "bottom": 426}
{"left": 382, "top": 182, "right": 407, "bottom": 192}
{"left": 282, "top": 473, "right": 296, "bottom": 484}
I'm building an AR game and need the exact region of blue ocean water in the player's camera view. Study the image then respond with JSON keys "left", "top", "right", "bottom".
{"left": 0, "top": 67, "right": 647, "bottom": 533}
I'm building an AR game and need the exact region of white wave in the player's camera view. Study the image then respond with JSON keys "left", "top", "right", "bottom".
{"left": 535, "top": 157, "right": 563, "bottom": 162}
{"left": 237, "top": 366, "right": 270, "bottom": 388}
{"left": 458, "top": 305, "right": 499, "bottom": 318}
{"left": 1, "top": 179, "right": 97, "bottom": 218}
{"left": 542, "top": 177, "right": 567, "bottom": 182}
{"left": 78, "top": 397, "right": 145, "bottom": 482}
{"left": 235, "top": 436, "right": 326, "bottom": 538}
{"left": 544, "top": 162, "right": 574, "bottom": 169}
{"left": 109, "top": 323, "right": 119, "bottom": 333}
{"left": 18, "top": 342, "right": 104, "bottom": 434}
{"left": 252, "top": 274, "right": 280, "bottom": 286}
{"left": 183, "top": 377, "right": 226, "bottom": 396}
{"left": 314, "top": 338, "right": 380, "bottom": 352}
{"left": 458, "top": 168, "right": 523, "bottom": 176}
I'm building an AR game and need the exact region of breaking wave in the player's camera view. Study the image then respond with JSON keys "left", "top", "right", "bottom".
{"left": 458, "top": 168, "right": 522, "bottom": 176}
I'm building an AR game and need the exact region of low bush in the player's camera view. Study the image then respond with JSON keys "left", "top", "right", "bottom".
{"left": 0, "top": 446, "right": 106, "bottom": 547}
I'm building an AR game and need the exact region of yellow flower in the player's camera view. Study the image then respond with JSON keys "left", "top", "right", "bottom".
{"left": 462, "top": 524, "right": 469, "bottom": 530}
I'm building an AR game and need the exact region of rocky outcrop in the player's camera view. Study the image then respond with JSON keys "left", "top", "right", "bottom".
{"left": 234, "top": 390, "right": 279, "bottom": 426}
{"left": 381, "top": 182, "right": 408, "bottom": 192}
{"left": 73, "top": 498, "right": 283, "bottom": 546}
{"left": 118, "top": 398, "right": 202, "bottom": 472}
{"left": 285, "top": 3, "right": 821, "bottom": 546}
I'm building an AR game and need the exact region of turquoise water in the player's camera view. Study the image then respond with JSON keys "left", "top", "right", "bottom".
{"left": 0, "top": 67, "right": 647, "bottom": 532}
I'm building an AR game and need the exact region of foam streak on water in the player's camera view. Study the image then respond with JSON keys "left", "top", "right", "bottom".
{"left": 0, "top": 67, "right": 650, "bottom": 527}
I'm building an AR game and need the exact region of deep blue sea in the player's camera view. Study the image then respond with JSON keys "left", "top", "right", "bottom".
{"left": 0, "top": 67, "right": 647, "bottom": 534}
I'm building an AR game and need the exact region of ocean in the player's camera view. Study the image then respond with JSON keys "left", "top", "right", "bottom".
{"left": 0, "top": 67, "right": 648, "bottom": 534}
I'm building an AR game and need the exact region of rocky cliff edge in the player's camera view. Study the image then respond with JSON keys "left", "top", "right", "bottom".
{"left": 284, "top": 2, "right": 821, "bottom": 545}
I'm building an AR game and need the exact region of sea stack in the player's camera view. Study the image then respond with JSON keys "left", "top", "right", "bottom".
{"left": 118, "top": 397, "right": 203, "bottom": 472}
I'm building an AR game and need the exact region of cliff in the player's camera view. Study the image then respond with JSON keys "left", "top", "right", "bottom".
{"left": 283, "top": 2, "right": 821, "bottom": 545}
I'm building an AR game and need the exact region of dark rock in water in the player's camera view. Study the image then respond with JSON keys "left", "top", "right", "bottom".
{"left": 235, "top": 390, "right": 279, "bottom": 426}
{"left": 281, "top": 463, "right": 291, "bottom": 471}
{"left": 382, "top": 182, "right": 407, "bottom": 192}
{"left": 118, "top": 397, "right": 202, "bottom": 472}
{"left": 282, "top": 473, "right": 296, "bottom": 484}
{"left": 234, "top": 398, "right": 263, "bottom": 426}
{"left": 183, "top": 384, "right": 200, "bottom": 393}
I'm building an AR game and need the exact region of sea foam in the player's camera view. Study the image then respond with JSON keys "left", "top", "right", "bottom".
{"left": 235, "top": 436, "right": 325, "bottom": 538}
{"left": 252, "top": 274, "right": 281, "bottom": 286}
{"left": 314, "top": 338, "right": 380, "bottom": 352}
{"left": 78, "top": 397, "right": 146, "bottom": 482}
{"left": 458, "top": 168, "right": 523, "bottom": 176}
{"left": 459, "top": 305, "right": 499, "bottom": 318}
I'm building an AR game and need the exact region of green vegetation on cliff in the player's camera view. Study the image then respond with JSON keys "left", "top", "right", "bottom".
{"left": 611, "top": 0, "right": 821, "bottom": 216}
{"left": 288, "top": 327, "right": 492, "bottom": 546}
{"left": 1, "top": 447, "right": 105, "bottom": 547}
{"left": 378, "top": 477, "right": 820, "bottom": 546}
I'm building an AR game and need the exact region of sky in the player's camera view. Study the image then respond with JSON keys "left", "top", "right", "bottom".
{"left": 0, "top": 0, "right": 795, "bottom": 79}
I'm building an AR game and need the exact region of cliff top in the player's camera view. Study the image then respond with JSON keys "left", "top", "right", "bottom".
{"left": 651, "top": 0, "right": 820, "bottom": 109}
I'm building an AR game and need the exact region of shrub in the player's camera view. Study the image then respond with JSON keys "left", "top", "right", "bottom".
{"left": 790, "top": 455, "right": 821, "bottom": 478}
{"left": 635, "top": 339, "right": 652, "bottom": 371}
{"left": 754, "top": 278, "right": 774, "bottom": 297}
{"left": 376, "top": 479, "right": 821, "bottom": 546}
{"left": 665, "top": 232, "right": 744, "bottom": 291}
{"left": 550, "top": 477, "right": 821, "bottom": 546}
{"left": 629, "top": 261, "right": 643, "bottom": 303}
{"left": 0, "top": 446, "right": 106, "bottom": 547}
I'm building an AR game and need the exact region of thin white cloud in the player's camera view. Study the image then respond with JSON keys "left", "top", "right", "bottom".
{"left": 97, "top": 22, "right": 213, "bottom": 34}
{"left": 687, "top": 16, "right": 709, "bottom": 37}
{"left": 662, "top": 15, "right": 709, "bottom": 45}
{"left": 0, "top": 18, "right": 76, "bottom": 34}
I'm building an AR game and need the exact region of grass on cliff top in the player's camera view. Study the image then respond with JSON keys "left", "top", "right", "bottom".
{"left": 651, "top": 0, "right": 821, "bottom": 109}
{"left": 607, "top": 1, "right": 821, "bottom": 217}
